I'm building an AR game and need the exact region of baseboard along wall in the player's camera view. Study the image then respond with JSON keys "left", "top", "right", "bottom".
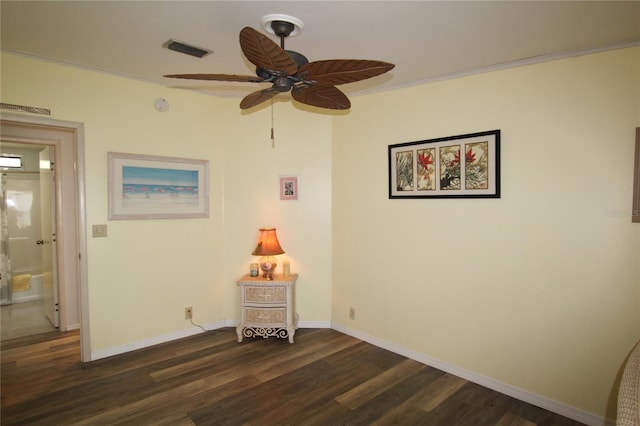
{"left": 90, "top": 320, "right": 612, "bottom": 426}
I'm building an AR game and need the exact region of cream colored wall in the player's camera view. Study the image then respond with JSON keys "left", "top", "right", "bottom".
{"left": 1, "top": 52, "right": 229, "bottom": 350}
{"left": 221, "top": 101, "right": 333, "bottom": 323}
{"left": 332, "top": 46, "right": 640, "bottom": 420}
{"left": 3, "top": 45, "right": 638, "bottom": 421}
{"left": 1, "top": 51, "right": 334, "bottom": 352}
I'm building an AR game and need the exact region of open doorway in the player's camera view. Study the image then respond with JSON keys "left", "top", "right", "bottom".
{"left": 0, "top": 114, "right": 89, "bottom": 361}
{"left": 1, "top": 142, "right": 59, "bottom": 338}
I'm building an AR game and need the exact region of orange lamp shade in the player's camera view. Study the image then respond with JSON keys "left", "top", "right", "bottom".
{"left": 252, "top": 228, "right": 285, "bottom": 280}
{"left": 252, "top": 228, "right": 285, "bottom": 256}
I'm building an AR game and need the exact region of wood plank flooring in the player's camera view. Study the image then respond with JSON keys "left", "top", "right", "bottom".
{"left": 1, "top": 328, "right": 585, "bottom": 425}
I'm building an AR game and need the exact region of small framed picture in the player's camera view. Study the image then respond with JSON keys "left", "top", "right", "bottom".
{"left": 279, "top": 176, "right": 299, "bottom": 201}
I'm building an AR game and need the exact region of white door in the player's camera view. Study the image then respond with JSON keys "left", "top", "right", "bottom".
{"left": 39, "top": 147, "right": 59, "bottom": 328}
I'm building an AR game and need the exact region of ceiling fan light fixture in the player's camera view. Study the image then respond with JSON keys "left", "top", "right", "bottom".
{"left": 260, "top": 14, "right": 304, "bottom": 37}
{"left": 163, "top": 39, "right": 212, "bottom": 58}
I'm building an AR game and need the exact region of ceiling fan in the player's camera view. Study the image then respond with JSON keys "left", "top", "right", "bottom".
{"left": 164, "top": 18, "right": 395, "bottom": 111}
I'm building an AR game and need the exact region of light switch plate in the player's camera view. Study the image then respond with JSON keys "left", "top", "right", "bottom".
{"left": 92, "top": 224, "right": 107, "bottom": 238}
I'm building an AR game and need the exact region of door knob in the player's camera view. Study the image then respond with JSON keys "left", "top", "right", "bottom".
{"left": 36, "top": 240, "right": 44, "bottom": 245}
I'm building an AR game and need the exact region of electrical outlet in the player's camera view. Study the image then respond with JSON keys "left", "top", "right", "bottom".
{"left": 185, "top": 306, "right": 193, "bottom": 320}
{"left": 349, "top": 307, "right": 355, "bottom": 320}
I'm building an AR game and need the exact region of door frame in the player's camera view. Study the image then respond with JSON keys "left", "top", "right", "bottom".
{"left": 39, "top": 145, "right": 60, "bottom": 328}
{"left": 0, "top": 112, "right": 90, "bottom": 362}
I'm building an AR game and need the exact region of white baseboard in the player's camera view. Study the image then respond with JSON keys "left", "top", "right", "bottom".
{"left": 90, "top": 320, "right": 331, "bottom": 361}
{"left": 331, "top": 322, "right": 612, "bottom": 426}
{"left": 299, "top": 320, "right": 331, "bottom": 328}
{"left": 65, "top": 323, "right": 80, "bottom": 331}
{"left": 224, "top": 319, "right": 331, "bottom": 329}
{"left": 89, "top": 320, "right": 611, "bottom": 426}
{"left": 90, "top": 320, "right": 227, "bottom": 361}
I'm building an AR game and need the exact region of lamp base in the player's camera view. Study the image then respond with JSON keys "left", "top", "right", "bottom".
{"left": 259, "top": 256, "right": 278, "bottom": 280}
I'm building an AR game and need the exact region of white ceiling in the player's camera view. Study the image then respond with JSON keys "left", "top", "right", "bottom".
{"left": 1, "top": 1, "right": 639, "bottom": 103}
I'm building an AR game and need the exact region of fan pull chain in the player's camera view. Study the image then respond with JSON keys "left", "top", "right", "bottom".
{"left": 270, "top": 100, "right": 275, "bottom": 148}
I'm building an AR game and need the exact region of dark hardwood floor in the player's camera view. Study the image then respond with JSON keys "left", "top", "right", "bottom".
{"left": 1, "top": 327, "right": 585, "bottom": 425}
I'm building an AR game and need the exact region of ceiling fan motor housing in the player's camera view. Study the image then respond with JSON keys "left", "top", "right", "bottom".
{"left": 271, "top": 20, "right": 295, "bottom": 37}
{"left": 255, "top": 50, "right": 309, "bottom": 80}
{"left": 273, "top": 77, "right": 292, "bottom": 92}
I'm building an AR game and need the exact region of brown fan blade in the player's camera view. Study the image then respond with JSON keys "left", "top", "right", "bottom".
{"left": 164, "top": 73, "right": 265, "bottom": 83}
{"left": 299, "top": 60, "right": 395, "bottom": 86}
{"left": 240, "top": 87, "right": 280, "bottom": 110}
{"left": 239, "top": 27, "right": 298, "bottom": 76}
{"left": 292, "top": 85, "right": 351, "bottom": 110}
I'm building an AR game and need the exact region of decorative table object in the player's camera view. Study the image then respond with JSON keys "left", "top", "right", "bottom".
{"left": 236, "top": 273, "right": 298, "bottom": 343}
{"left": 251, "top": 227, "right": 285, "bottom": 280}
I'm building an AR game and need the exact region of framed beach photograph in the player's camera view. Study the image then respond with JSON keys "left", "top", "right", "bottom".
{"left": 388, "top": 130, "right": 500, "bottom": 199}
{"left": 279, "top": 176, "right": 299, "bottom": 201}
{"left": 108, "top": 152, "right": 209, "bottom": 220}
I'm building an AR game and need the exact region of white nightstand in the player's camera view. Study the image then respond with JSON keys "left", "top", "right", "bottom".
{"left": 236, "top": 273, "right": 298, "bottom": 343}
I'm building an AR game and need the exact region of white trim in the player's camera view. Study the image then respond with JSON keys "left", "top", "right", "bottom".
{"left": 224, "top": 319, "right": 331, "bottom": 329}
{"left": 90, "top": 321, "right": 227, "bottom": 361}
{"left": 0, "top": 113, "right": 89, "bottom": 361}
{"left": 331, "top": 322, "right": 612, "bottom": 426}
{"left": 75, "top": 124, "right": 90, "bottom": 362}
{"left": 88, "top": 319, "right": 612, "bottom": 424}
{"left": 92, "top": 319, "right": 333, "bottom": 360}
{"left": 4, "top": 40, "right": 638, "bottom": 101}
{"left": 351, "top": 40, "right": 640, "bottom": 97}
{"left": 299, "top": 320, "right": 331, "bottom": 328}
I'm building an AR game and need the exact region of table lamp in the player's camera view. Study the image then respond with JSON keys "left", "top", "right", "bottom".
{"left": 252, "top": 227, "right": 285, "bottom": 280}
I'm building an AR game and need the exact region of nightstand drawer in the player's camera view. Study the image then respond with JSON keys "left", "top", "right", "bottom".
{"left": 244, "top": 307, "right": 286, "bottom": 324}
{"left": 236, "top": 274, "right": 298, "bottom": 344}
{"left": 244, "top": 286, "right": 285, "bottom": 304}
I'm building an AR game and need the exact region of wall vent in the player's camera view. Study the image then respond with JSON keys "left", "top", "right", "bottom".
{"left": 0, "top": 103, "right": 51, "bottom": 116}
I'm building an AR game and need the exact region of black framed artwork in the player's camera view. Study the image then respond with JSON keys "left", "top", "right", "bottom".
{"left": 388, "top": 130, "right": 500, "bottom": 199}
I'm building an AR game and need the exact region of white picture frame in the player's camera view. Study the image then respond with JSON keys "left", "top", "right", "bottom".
{"left": 108, "top": 152, "right": 209, "bottom": 220}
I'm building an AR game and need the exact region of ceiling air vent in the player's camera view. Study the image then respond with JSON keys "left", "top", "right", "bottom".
{"left": 163, "top": 39, "right": 211, "bottom": 58}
